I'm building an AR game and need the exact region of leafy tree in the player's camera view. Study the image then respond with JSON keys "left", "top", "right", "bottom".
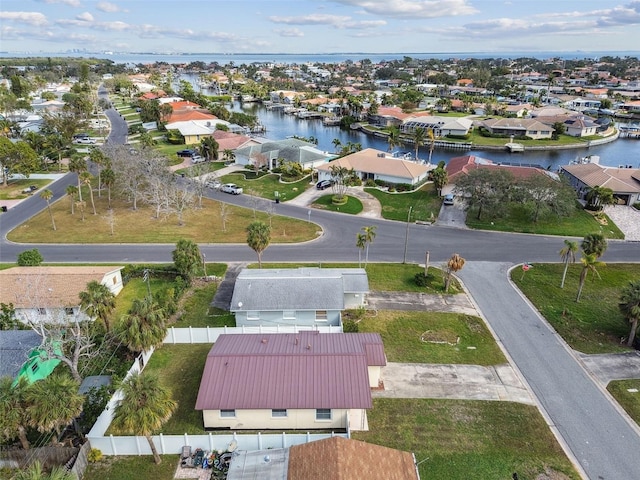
{"left": 111, "top": 372, "right": 176, "bottom": 465}
{"left": 445, "top": 253, "right": 465, "bottom": 292}
{"left": 172, "top": 239, "right": 202, "bottom": 284}
{"left": 25, "top": 373, "right": 84, "bottom": 436}
{"left": 246, "top": 221, "right": 271, "bottom": 268}
{"left": 0, "top": 137, "right": 39, "bottom": 187}
{"left": 0, "top": 377, "right": 31, "bottom": 449}
{"left": 79, "top": 280, "right": 116, "bottom": 332}
{"left": 222, "top": 149, "right": 235, "bottom": 164}
{"left": 559, "top": 240, "right": 578, "bottom": 289}
{"left": 576, "top": 253, "right": 605, "bottom": 302}
{"left": 0, "top": 302, "right": 18, "bottom": 330}
{"left": 454, "top": 168, "right": 513, "bottom": 220}
{"left": 619, "top": 280, "right": 640, "bottom": 347}
{"left": 17, "top": 248, "right": 43, "bottom": 266}
{"left": 118, "top": 297, "right": 168, "bottom": 353}
{"left": 40, "top": 189, "right": 56, "bottom": 231}
{"left": 522, "top": 174, "right": 576, "bottom": 222}
{"left": 329, "top": 164, "right": 352, "bottom": 201}
{"left": 581, "top": 233, "right": 608, "bottom": 259}
{"left": 585, "top": 185, "right": 614, "bottom": 211}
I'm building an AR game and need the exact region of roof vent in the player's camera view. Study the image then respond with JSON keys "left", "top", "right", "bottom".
{"left": 306, "top": 344, "right": 311, "bottom": 350}
{"left": 294, "top": 337, "right": 299, "bottom": 345}
{"left": 261, "top": 338, "right": 268, "bottom": 344}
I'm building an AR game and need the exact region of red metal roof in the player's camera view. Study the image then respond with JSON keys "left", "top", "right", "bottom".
{"left": 195, "top": 332, "right": 385, "bottom": 411}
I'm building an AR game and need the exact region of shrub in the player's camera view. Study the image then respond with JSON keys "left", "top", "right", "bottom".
{"left": 343, "top": 319, "right": 359, "bottom": 332}
{"left": 88, "top": 448, "right": 103, "bottom": 463}
{"left": 17, "top": 248, "right": 43, "bottom": 266}
{"left": 364, "top": 179, "right": 377, "bottom": 187}
{"left": 414, "top": 272, "right": 431, "bottom": 287}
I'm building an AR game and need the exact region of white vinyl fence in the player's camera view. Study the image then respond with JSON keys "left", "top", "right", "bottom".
{"left": 88, "top": 327, "right": 349, "bottom": 456}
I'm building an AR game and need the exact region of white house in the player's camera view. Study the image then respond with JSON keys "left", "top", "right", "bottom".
{"left": 230, "top": 267, "right": 369, "bottom": 327}
{"left": 234, "top": 138, "right": 334, "bottom": 170}
{"left": 400, "top": 115, "right": 473, "bottom": 137}
{"left": 0, "top": 266, "right": 124, "bottom": 325}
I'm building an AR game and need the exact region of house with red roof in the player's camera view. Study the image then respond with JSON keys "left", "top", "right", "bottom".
{"left": 195, "top": 332, "right": 386, "bottom": 431}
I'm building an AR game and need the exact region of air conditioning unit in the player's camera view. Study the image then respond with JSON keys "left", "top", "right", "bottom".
{"left": 377, "top": 153, "right": 385, "bottom": 157}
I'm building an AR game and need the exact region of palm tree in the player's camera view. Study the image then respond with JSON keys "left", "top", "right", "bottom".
{"left": 25, "top": 373, "right": 84, "bottom": 436}
{"left": 66, "top": 185, "right": 78, "bottom": 214}
{"left": 445, "top": 253, "right": 466, "bottom": 292}
{"left": 387, "top": 127, "right": 402, "bottom": 153}
{"left": 356, "top": 232, "right": 366, "bottom": 268}
{"left": 427, "top": 127, "right": 435, "bottom": 164}
{"left": 581, "top": 233, "right": 608, "bottom": 259}
{"left": 111, "top": 372, "right": 176, "bottom": 465}
{"left": 222, "top": 149, "right": 235, "bottom": 164}
{"left": 412, "top": 127, "right": 426, "bottom": 162}
{"left": 80, "top": 171, "right": 96, "bottom": 215}
{"left": 585, "top": 185, "right": 614, "bottom": 211}
{"left": 0, "top": 377, "right": 31, "bottom": 449}
{"left": 118, "top": 297, "right": 168, "bottom": 353}
{"left": 40, "top": 189, "right": 56, "bottom": 231}
{"left": 332, "top": 138, "right": 342, "bottom": 153}
{"left": 559, "top": 240, "right": 579, "bottom": 288}
{"left": 246, "top": 221, "right": 271, "bottom": 268}
{"left": 200, "top": 136, "right": 219, "bottom": 161}
{"left": 12, "top": 461, "right": 76, "bottom": 480}
{"left": 576, "top": 253, "right": 605, "bottom": 302}
{"left": 79, "top": 280, "right": 116, "bottom": 332}
{"left": 360, "top": 225, "right": 377, "bottom": 268}
{"left": 102, "top": 167, "right": 115, "bottom": 209}
{"left": 89, "top": 148, "right": 109, "bottom": 197}
{"left": 68, "top": 156, "right": 87, "bottom": 202}
{"left": 619, "top": 280, "right": 640, "bottom": 347}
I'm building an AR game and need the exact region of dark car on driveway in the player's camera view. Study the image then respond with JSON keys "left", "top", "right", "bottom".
{"left": 177, "top": 149, "right": 197, "bottom": 157}
{"left": 316, "top": 180, "right": 332, "bottom": 190}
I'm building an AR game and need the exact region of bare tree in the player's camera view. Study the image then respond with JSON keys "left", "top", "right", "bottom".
{"left": 186, "top": 165, "right": 207, "bottom": 209}
{"left": 163, "top": 182, "right": 195, "bottom": 226}
{"left": 103, "top": 208, "right": 117, "bottom": 236}
{"left": 219, "top": 202, "right": 231, "bottom": 231}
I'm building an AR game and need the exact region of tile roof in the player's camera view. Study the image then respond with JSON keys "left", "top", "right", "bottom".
{"left": 0, "top": 266, "right": 123, "bottom": 309}
{"left": 195, "top": 332, "right": 385, "bottom": 411}
{"left": 0, "top": 331, "right": 42, "bottom": 379}
{"left": 561, "top": 164, "right": 640, "bottom": 193}
{"left": 212, "top": 130, "right": 253, "bottom": 150}
{"left": 446, "top": 155, "right": 547, "bottom": 182}
{"left": 287, "top": 436, "right": 419, "bottom": 480}
{"left": 316, "top": 148, "right": 430, "bottom": 180}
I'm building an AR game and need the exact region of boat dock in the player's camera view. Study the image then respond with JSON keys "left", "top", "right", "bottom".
{"left": 505, "top": 142, "right": 525, "bottom": 152}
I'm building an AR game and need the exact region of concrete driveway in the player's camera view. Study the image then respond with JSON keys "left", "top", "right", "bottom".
{"left": 366, "top": 291, "right": 478, "bottom": 316}
{"left": 435, "top": 198, "right": 468, "bottom": 228}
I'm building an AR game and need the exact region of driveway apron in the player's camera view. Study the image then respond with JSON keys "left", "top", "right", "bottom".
{"left": 460, "top": 261, "right": 640, "bottom": 480}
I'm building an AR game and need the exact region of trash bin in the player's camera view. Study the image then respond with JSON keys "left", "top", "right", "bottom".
{"left": 275, "top": 198, "right": 280, "bottom": 204}
{"left": 1, "top": 206, "right": 7, "bottom": 212}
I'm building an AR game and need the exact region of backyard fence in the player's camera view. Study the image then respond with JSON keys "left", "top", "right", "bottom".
{"left": 163, "top": 324, "right": 343, "bottom": 344}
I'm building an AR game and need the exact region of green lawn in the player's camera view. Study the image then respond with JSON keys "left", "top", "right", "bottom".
{"left": 357, "top": 311, "right": 506, "bottom": 365}
{"left": 0, "top": 179, "right": 53, "bottom": 200}
{"left": 512, "top": 263, "right": 638, "bottom": 353}
{"left": 172, "top": 281, "right": 235, "bottom": 327}
{"left": 220, "top": 172, "right": 311, "bottom": 201}
{"left": 364, "top": 183, "right": 441, "bottom": 222}
{"left": 466, "top": 204, "right": 625, "bottom": 238}
{"left": 607, "top": 379, "right": 640, "bottom": 425}
{"left": 83, "top": 455, "right": 178, "bottom": 480}
{"left": 353, "top": 398, "right": 579, "bottom": 480}
{"left": 312, "top": 194, "right": 363, "bottom": 214}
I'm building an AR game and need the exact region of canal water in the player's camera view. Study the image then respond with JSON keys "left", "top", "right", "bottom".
{"left": 230, "top": 101, "right": 639, "bottom": 171}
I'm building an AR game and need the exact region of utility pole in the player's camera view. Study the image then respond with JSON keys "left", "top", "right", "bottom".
{"left": 403, "top": 206, "right": 412, "bottom": 264}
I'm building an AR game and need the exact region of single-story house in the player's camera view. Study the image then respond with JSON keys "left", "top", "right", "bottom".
{"left": 368, "top": 106, "right": 412, "bottom": 128}
{"left": 234, "top": 138, "right": 334, "bottom": 170}
{"left": 478, "top": 118, "right": 554, "bottom": 139}
{"left": 563, "top": 117, "right": 598, "bottom": 137}
{"left": 230, "top": 267, "right": 369, "bottom": 327}
{"left": 195, "top": 332, "right": 386, "bottom": 431}
{"left": 0, "top": 266, "right": 124, "bottom": 325}
{"left": 227, "top": 436, "right": 420, "bottom": 480}
{"left": 400, "top": 115, "right": 473, "bottom": 137}
{"left": 565, "top": 97, "right": 601, "bottom": 112}
{"left": 561, "top": 163, "right": 640, "bottom": 206}
{"left": 317, "top": 148, "right": 432, "bottom": 186}
{"left": 165, "top": 119, "right": 231, "bottom": 145}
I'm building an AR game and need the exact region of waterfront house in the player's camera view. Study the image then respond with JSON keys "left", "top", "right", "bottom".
{"left": 478, "top": 118, "right": 553, "bottom": 139}
{"left": 230, "top": 267, "right": 369, "bottom": 327}
{"left": 234, "top": 138, "right": 333, "bottom": 170}
{"left": 561, "top": 163, "right": 640, "bottom": 206}
{"left": 0, "top": 266, "right": 124, "bottom": 325}
{"left": 195, "top": 332, "right": 386, "bottom": 431}
{"left": 400, "top": 115, "right": 473, "bottom": 137}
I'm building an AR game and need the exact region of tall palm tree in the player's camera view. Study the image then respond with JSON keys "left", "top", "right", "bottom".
{"left": 40, "top": 189, "right": 56, "bottom": 231}
{"left": 427, "top": 127, "right": 435, "bottom": 164}
{"left": 111, "top": 372, "right": 176, "bottom": 465}
{"left": 0, "top": 377, "right": 31, "bottom": 450}
{"left": 246, "top": 221, "right": 271, "bottom": 268}
{"left": 118, "top": 296, "right": 168, "bottom": 353}
{"left": 386, "top": 127, "right": 401, "bottom": 153}
{"left": 356, "top": 232, "right": 366, "bottom": 268}
{"left": 576, "top": 253, "right": 605, "bottom": 302}
{"left": 559, "top": 240, "right": 578, "bottom": 289}
{"left": 360, "top": 225, "right": 377, "bottom": 268}
{"left": 89, "top": 148, "right": 109, "bottom": 197}
{"left": 66, "top": 185, "right": 78, "bottom": 214}
{"left": 79, "top": 280, "right": 116, "bottom": 332}
{"left": 68, "top": 156, "right": 87, "bottom": 202}
{"left": 102, "top": 167, "right": 115, "bottom": 209}
{"left": 80, "top": 171, "right": 96, "bottom": 215}
{"left": 412, "top": 127, "right": 426, "bottom": 162}
{"left": 581, "top": 233, "right": 608, "bottom": 259}
{"left": 445, "top": 253, "right": 466, "bottom": 292}
{"left": 200, "top": 136, "right": 219, "bottom": 161}
{"left": 619, "top": 280, "right": 640, "bottom": 347}
{"left": 25, "top": 373, "right": 84, "bottom": 436}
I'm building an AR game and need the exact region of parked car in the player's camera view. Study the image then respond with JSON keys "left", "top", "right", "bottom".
{"left": 22, "top": 185, "right": 38, "bottom": 194}
{"left": 443, "top": 193, "right": 455, "bottom": 205}
{"left": 73, "top": 133, "right": 89, "bottom": 140}
{"left": 73, "top": 137, "right": 96, "bottom": 145}
{"left": 221, "top": 183, "right": 243, "bottom": 195}
{"left": 177, "top": 149, "right": 196, "bottom": 157}
{"left": 206, "top": 179, "right": 221, "bottom": 190}
{"left": 191, "top": 155, "right": 205, "bottom": 164}
{"left": 316, "top": 179, "right": 332, "bottom": 190}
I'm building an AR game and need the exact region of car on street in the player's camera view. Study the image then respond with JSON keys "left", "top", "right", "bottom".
{"left": 73, "top": 137, "right": 96, "bottom": 145}
{"left": 221, "top": 183, "right": 243, "bottom": 195}
{"left": 443, "top": 193, "right": 455, "bottom": 205}
{"left": 316, "top": 179, "right": 332, "bottom": 190}
{"left": 206, "top": 179, "right": 221, "bottom": 190}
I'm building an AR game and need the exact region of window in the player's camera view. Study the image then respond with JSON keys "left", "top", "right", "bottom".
{"left": 316, "top": 310, "right": 328, "bottom": 321}
{"left": 220, "top": 409, "right": 236, "bottom": 418}
{"left": 283, "top": 310, "right": 296, "bottom": 320}
{"left": 272, "top": 409, "right": 287, "bottom": 418}
{"left": 65, "top": 307, "right": 74, "bottom": 315}
{"left": 247, "top": 311, "right": 260, "bottom": 321}
{"left": 31, "top": 363, "right": 39, "bottom": 373}
{"left": 316, "top": 409, "right": 331, "bottom": 421}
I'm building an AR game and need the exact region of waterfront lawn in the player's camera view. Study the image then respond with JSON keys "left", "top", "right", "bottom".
{"left": 364, "top": 183, "right": 441, "bottom": 222}
{"left": 7, "top": 194, "right": 319, "bottom": 244}
{"left": 83, "top": 455, "right": 178, "bottom": 480}
{"left": 465, "top": 203, "right": 625, "bottom": 239}
{"left": 312, "top": 194, "right": 363, "bottom": 214}
{"left": 219, "top": 172, "right": 311, "bottom": 201}
{"left": 352, "top": 398, "right": 580, "bottom": 480}
{"left": 607, "top": 379, "right": 640, "bottom": 426}
{"left": 357, "top": 311, "right": 506, "bottom": 365}
{"left": 511, "top": 263, "right": 637, "bottom": 354}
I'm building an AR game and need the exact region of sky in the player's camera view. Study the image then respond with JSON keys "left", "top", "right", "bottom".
{"left": 1, "top": 0, "right": 640, "bottom": 55}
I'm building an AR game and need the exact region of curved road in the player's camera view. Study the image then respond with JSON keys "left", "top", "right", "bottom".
{"left": 2, "top": 102, "right": 640, "bottom": 479}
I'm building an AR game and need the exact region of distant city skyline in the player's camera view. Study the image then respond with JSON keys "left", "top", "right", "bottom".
{"left": 1, "top": 0, "right": 640, "bottom": 55}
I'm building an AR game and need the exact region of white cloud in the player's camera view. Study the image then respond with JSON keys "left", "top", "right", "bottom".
{"left": 96, "top": 2, "right": 121, "bottom": 13}
{"left": 269, "top": 14, "right": 352, "bottom": 27}
{"left": 274, "top": 28, "right": 304, "bottom": 37}
{"left": 332, "top": 0, "right": 478, "bottom": 18}
{"left": 0, "top": 11, "right": 48, "bottom": 26}
{"left": 39, "top": 0, "right": 81, "bottom": 6}
{"left": 76, "top": 12, "right": 94, "bottom": 22}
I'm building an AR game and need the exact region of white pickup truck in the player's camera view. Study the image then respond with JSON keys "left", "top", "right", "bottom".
{"left": 221, "top": 183, "right": 243, "bottom": 195}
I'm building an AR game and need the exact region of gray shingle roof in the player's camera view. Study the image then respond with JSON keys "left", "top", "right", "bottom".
{"left": 0, "top": 331, "right": 42, "bottom": 379}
